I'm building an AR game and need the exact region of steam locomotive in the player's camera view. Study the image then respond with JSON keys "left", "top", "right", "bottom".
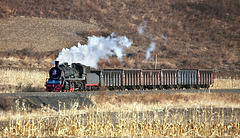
{"left": 45, "top": 61, "right": 214, "bottom": 92}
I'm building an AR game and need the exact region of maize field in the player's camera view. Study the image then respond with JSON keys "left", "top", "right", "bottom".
{"left": 1, "top": 100, "right": 240, "bottom": 137}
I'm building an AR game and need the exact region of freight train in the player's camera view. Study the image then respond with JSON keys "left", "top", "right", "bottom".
{"left": 45, "top": 61, "right": 214, "bottom": 92}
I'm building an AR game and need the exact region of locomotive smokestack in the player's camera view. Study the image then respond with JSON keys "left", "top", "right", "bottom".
{"left": 55, "top": 61, "right": 59, "bottom": 67}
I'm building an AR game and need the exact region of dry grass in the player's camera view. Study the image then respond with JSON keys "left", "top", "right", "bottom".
{"left": 211, "top": 78, "right": 240, "bottom": 89}
{"left": 1, "top": 94, "right": 240, "bottom": 137}
{"left": 93, "top": 92, "right": 240, "bottom": 109}
{"left": 0, "top": 16, "right": 101, "bottom": 52}
{"left": 0, "top": 68, "right": 48, "bottom": 93}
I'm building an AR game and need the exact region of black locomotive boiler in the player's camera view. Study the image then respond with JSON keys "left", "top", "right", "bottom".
{"left": 45, "top": 61, "right": 99, "bottom": 92}
{"left": 45, "top": 61, "right": 214, "bottom": 92}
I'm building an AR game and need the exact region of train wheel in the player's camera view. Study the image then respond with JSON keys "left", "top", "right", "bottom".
{"left": 206, "top": 85, "right": 210, "bottom": 89}
{"left": 189, "top": 85, "right": 193, "bottom": 89}
{"left": 77, "top": 82, "right": 83, "bottom": 91}
{"left": 70, "top": 83, "right": 75, "bottom": 92}
{"left": 65, "top": 84, "right": 70, "bottom": 92}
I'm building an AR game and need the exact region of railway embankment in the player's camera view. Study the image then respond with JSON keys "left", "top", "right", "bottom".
{"left": 0, "top": 92, "right": 94, "bottom": 112}
{"left": 0, "top": 89, "right": 240, "bottom": 112}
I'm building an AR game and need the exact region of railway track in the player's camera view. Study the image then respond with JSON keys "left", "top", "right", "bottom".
{"left": 1, "top": 89, "right": 240, "bottom": 98}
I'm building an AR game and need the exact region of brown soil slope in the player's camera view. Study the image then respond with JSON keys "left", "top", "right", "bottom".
{"left": 0, "top": 0, "right": 239, "bottom": 71}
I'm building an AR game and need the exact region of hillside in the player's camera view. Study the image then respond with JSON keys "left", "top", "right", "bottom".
{"left": 0, "top": 0, "right": 239, "bottom": 71}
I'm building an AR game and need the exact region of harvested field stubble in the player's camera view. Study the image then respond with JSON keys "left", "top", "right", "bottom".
{"left": 1, "top": 98, "right": 240, "bottom": 137}
{"left": 1, "top": 92, "right": 240, "bottom": 137}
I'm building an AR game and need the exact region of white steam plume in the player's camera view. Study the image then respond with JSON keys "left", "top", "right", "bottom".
{"left": 56, "top": 33, "right": 132, "bottom": 68}
{"left": 146, "top": 42, "right": 156, "bottom": 60}
{"left": 137, "top": 26, "right": 144, "bottom": 34}
{"left": 137, "top": 22, "right": 156, "bottom": 60}
{"left": 137, "top": 21, "right": 147, "bottom": 35}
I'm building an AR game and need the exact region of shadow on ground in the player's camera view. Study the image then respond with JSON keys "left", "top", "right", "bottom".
{"left": 0, "top": 95, "right": 94, "bottom": 112}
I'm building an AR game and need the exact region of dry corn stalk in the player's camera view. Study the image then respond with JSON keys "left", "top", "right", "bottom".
{"left": 1, "top": 101, "right": 240, "bottom": 137}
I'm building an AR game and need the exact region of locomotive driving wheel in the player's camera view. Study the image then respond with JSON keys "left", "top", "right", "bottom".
{"left": 63, "top": 81, "right": 70, "bottom": 92}
{"left": 77, "top": 82, "right": 84, "bottom": 91}
{"left": 70, "top": 82, "right": 75, "bottom": 92}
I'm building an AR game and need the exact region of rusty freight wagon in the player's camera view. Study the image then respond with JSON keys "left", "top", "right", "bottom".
{"left": 198, "top": 69, "right": 214, "bottom": 88}
{"left": 100, "top": 69, "right": 123, "bottom": 90}
{"left": 122, "top": 69, "right": 141, "bottom": 90}
{"left": 141, "top": 69, "right": 161, "bottom": 89}
{"left": 161, "top": 69, "right": 178, "bottom": 89}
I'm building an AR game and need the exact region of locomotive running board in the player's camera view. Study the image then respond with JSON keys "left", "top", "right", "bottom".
{"left": 65, "top": 78, "right": 85, "bottom": 81}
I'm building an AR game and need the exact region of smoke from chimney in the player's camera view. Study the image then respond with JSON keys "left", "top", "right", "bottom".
{"left": 55, "top": 33, "right": 132, "bottom": 68}
{"left": 146, "top": 42, "right": 156, "bottom": 60}
{"left": 137, "top": 22, "right": 156, "bottom": 60}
